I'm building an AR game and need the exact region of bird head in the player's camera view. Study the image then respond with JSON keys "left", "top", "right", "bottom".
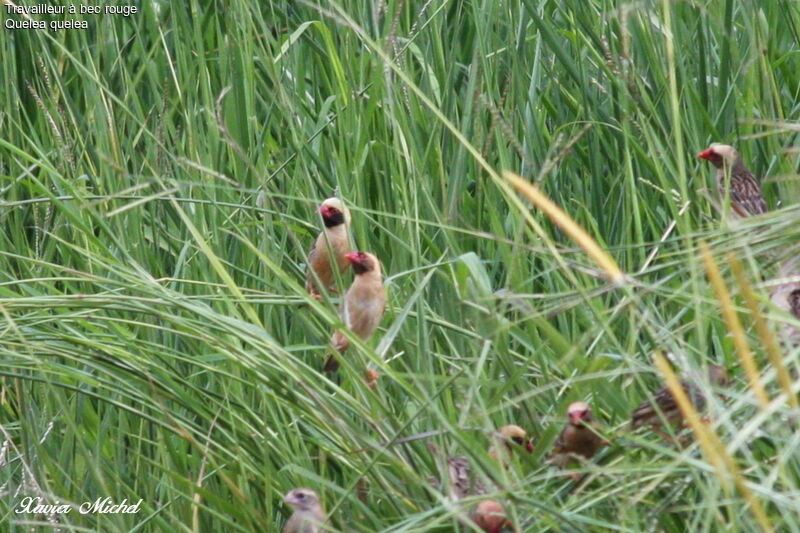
{"left": 345, "top": 251, "right": 381, "bottom": 276}
{"left": 496, "top": 424, "right": 534, "bottom": 453}
{"left": 789, "top": 288, "right": 800, "bottom": 319}
{"left": 567, "top": 401, "right": 591, "bottom": 425}
{"left": 472, "top": 499, "right": 513, "bottom": 533}
{"left": 697, "top": 143, "right": 739, "bottom": 169}
{"left": 318, "top": 197, "right": 350, "bottom": 228}
{"left": 283, "top": 487, "right": 319, "bottom": 511}
{"left": 707, "top": 365, "right": 730, "bottom": 387}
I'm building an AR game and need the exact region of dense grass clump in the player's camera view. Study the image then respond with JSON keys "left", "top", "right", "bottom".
{"left": 1, "top": 1, "right": 799, "bottom": 531}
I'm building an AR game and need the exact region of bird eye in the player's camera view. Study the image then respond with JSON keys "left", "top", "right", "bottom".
{"left": 296, "top": 493, "right": 305, "bottom": 500}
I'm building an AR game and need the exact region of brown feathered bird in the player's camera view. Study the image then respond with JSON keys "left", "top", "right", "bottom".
{"left": 306, "top": 197, "right": 352, "bottom": 299}
{"left": 697, "top": 144, "right": 767, "bottom": 217}
{"left": 549, "top": 402, "right": 604, "bottom": 478}
{"left": 282, "top": 488, "right": 327, "bottom": 533}
{"left": 472, "top": 499, "right": 514, "bottom": 533}
{"left": 631, "top": 365, "right": 729, "bottom": 438}
{"left": 431, "top": 425, "right": 533, "bottom": 500}
{"left": 325, "top": 251, "right": 386, "bottom": 371}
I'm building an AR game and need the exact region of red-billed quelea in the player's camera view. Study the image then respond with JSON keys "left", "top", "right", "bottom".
{"left": 306, "top": 197, "right": 352, "bottom": 299}
{"left": 325, "top": 251, "right": 386, "bottom": 371}
{"left": 430, "top": 425, "right": 533, "bottom": 500}
{"left": 472, "top": 499, "right": 514, "bottom": 533}
{"left": 697, "top": 144, "right": 767, "bottom": 217}
{"left": 282, "top": 488, "right": 327, "bottom": 533}
{"left": 549, "top": 402, "right": 605, "bottom": 478}
{"left": 631, "top": 365, "right": 729, "bottom": 439}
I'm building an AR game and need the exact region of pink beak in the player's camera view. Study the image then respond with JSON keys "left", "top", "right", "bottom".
{"left": 525, "top": 440, "right": 534, "bottom": 453}
{"left": 318, "top": 205, "right": 331, "bottom": 217}
{"left": 569, "top": 412, "right": 583, "bottom": 424}
{"left": 697, "top": 148, "right": 714, "bottom": 160}
{"left": 344, "top": 252, "right": 361, "bottom": 264}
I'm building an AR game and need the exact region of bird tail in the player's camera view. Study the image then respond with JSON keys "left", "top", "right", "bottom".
{"left": 324, "top": 331, "right": 349, "bottom": 372}
{"left": 323, "top": 354, "right": 340, "bottom": 372}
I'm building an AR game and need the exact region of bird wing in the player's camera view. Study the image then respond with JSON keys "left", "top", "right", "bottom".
{"left": 729, "top": 169, "right": 767, "bottom": 216}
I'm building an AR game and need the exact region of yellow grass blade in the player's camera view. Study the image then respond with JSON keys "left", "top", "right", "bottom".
{"left": 503, "top": 171, "right": 626, "bottom": 285}
{"left": 699, "top": 242, "right": 769, "bottom": 409}
{"left": 728, "top": 252, "right": 798, "bottom": 410}
{"left": 653, "top": 354, "right": 773, "bottom": 533}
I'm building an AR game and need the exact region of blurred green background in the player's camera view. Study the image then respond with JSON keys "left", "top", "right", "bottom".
{"left": 1, "top": 0, "right": 798, "bottom": 531}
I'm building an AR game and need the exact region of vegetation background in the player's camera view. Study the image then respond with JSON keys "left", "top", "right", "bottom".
{"left": 1, "top": 0, "right": 799, "bottom": 531}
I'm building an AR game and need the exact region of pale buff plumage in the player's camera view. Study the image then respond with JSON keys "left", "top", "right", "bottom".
{"left": 306, "top": 198, "right": 352, "bottom": 297}
{"left": 325, "top": 252, "right": 386, "bottom": 371}
{"left": 698, "top": 144, "right": 767, "bottom": 217}
{"left": 771, "top": 255, "right": 800, "bottom": 349}
{"left": 282, "top": 488, "right": 327, "bottom": 533}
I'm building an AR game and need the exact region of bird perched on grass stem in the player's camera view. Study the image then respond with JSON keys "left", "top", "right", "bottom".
{"left": 549, "top": 402, "right": 605, "bottom": 478}
{"left": 631, "top": 365, "right": 729, "bottom": 440}
{"left": 697, "top": 144, "right": 767, "bottom": 217}
{"left": 282, "top": 488, "right": 327, "bottom": 533}
{"left": 325, "top": 251, "right": 386, "bottom": 372}
{"left": 306, "top": 197, "right": 352, "bottom": 299}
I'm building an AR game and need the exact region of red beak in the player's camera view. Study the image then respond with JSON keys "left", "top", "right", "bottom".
{"left": 569, "top": 413, "right": 583, "bottom": 424}
{"left": 318, "top": 205, "right": 331, "bottom": 217}
{"left": 344, "top": 252, "right": 361, "bottom": 264}
{"left": 697, "top": 148, "right": 714, "bottom": 160}
{"left": 525, "top": 440, "right": 534, "bottom": 453}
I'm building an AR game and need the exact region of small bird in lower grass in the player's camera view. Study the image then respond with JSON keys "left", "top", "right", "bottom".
{"left": 324, "top": 251, "right": 387, "bottom": 371}
{"left": 549, "top": 402, "right": 605, "bottom": 478}
{"left": 282, "top": 488, "right": 327, "bottom": 533}
{"left": 472, "top": 499, "right": 514, "bottom": 533}
{"left": 770, "top": 256, "right": 800, "bottom": 349}
{"left": 697, "top": 143, "right": 767, "bottom": 217}
{"left": 306, "top": 197, "right": 352, "bottom": 299}
{"left": 488, "top": 424, "right": 535, "bottom": 465}
{"left": 430, "top": 425, "right": 533, "bottom": 500}
{"left": 631, "top": 365, "right": 729, "bottom": 440}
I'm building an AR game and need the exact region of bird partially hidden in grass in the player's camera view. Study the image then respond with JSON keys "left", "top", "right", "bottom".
{"left": 324, "top": 251, "right": 387, "bottom": 372}
{"left": 549, "top": 402, "right": 606, "bottom": 479}
{"left": 631, "top": 364, "right": 729, "bottom": 442}
{"left": 770, "top": 256, "right": 800, "bottom": 349}
{"left": 306, "top": 197, "right": 352, "bottom": 300}
{"left": 472, "top": 499, "right": 515, "bottom": 533}
{"left": 697, "top": 143, "right": 767, "bottom": 218}
{"left": 282, "top": 487, "right": 327, "bottom": 533}
{"left": 429, "top": 425, "right": 533, "bottom": 500}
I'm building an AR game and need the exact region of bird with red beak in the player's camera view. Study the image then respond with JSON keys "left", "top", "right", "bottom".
{"left": 697, "top": 143, "right": 767, "bottom": 217}
{"left": 549, "top": 402, "right": 605, "bottom": 477}
{"left": 325, "top": 251, "right": 386, "bottom": 371}
{"left": 306, "top": 197, "right": 352, "bottom": 299}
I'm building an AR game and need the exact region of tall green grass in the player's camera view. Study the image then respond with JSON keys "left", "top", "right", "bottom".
{"left": 1, "top": 0, "right": 799, "bottom": 531}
